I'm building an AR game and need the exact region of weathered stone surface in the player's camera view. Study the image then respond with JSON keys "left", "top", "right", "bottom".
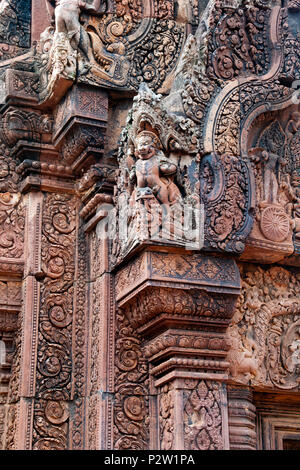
{"left": 0, "top": 0, "right": 299, "bottom": 452}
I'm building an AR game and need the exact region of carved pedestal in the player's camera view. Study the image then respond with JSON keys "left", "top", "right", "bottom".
{"left": 115, "top": 249, "right": 241, "bottom": 450}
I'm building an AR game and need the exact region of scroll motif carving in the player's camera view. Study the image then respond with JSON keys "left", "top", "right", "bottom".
{"left": 144, "top": 330, "right": 229, "bottom": 361}
{"left": 180, "top": 0, "right": 275, "bottom": 154}
{"left": 244, "top": 107, "right": 300, "bottom": 257}
{"left": 280, "top": 2, "right": 300, "bottom": 83}
{"left": 37, "top": 0, "right": 187, "bottom": 106}
{"left": 0, "top": 150, "right": 19, "bottom": 193}
{"left": 206, "top": 0, "right": 271, "bottom": 81}
{"left": 32, "top": 400, "right": 68, "bottom": 450}
{"left": 122, "top": 286, "right": 237, "bottom": 331}
{"left": 114, "top": 309, "right": 149, "bottom": 450}
{"left": 32, "top": 193, "right": 76, "bottom": 450}
{"left": 0, "top": 403, "right": 5, "bottom": 449}
{"left": 113, "top": 83, "right": 203, "bottom": 262}
{"left": 112, "top": 0, "right": 258, "bottom": 262}
{"left": 0, "top": 0, "right": 31, "bottom": 54}
{"left": 200, "top": 152, "right": 253, "bottom": 253}
{"left": 3, "top": 403, "right": 16, "bottom": 450}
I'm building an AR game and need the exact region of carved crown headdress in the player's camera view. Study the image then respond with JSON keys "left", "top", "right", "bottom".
{"left": 136, "top": 130, "right": 162, "bottom": 149}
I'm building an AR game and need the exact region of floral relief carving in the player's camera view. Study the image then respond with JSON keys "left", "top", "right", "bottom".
{"left": 227, "top": 264, "right": 300, "bottom": 389}
{"left": 32, "top": 193, "right": 77, "bottom": 450}
{"left": 150, "top": 251, "right": 240, "bottom": 284}
{"left": 183, "top": 380, "right": 223, "bottom": 450}
{"left": 144, "top": 330, "right": 229, "bottom": 360}
{"left": 159, "top": 383, "right": 174, "bottom": 451}
{"left": 37, "top": 0, "right": 187, "bottom": 106}
{"left": 200, "top": 152, "right": 252, "bottom": 253}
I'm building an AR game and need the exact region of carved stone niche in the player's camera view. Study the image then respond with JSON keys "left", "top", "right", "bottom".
{"left": 0, "top": 0, "right": 31, "bottom": 65}
{"left": 240, "top": 103, "right": 300, "bottom": 264}
{"left": 227, "top": 385, "right": 257, "bottom": 450}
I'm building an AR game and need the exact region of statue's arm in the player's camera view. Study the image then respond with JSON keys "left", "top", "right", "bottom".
{"left": 45, "top": 0, "right": 55, "bottom": 19}
{"left": 160, "top": 160, "right": 177, "bottom": 175}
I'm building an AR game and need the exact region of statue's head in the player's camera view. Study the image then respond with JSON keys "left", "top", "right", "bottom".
{"left": 135, "top": 131, "right": 161, "bottom": 160}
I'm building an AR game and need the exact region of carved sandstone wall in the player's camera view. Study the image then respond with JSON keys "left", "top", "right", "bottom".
{"left": 0, "top": 0, "right": 299, "bottom": 451}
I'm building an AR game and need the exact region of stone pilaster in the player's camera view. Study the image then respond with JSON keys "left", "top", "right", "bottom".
{"left": 85, "top": 225, "right": 115, "bottom": 450}
{"left": 9, "top": 191, "right": 43, "bottom": 450}
{"left": 115, "top": 249, "right": 241, "bottom": 450}
{"left": 227, "top": 386, "right": 257, "bottom": 450}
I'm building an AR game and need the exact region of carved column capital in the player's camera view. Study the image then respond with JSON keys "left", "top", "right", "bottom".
{"left": 115, "top": 248, "right": 241, "bottom": 450}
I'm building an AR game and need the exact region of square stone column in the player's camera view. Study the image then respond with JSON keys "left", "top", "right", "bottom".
{"left": 115, "top": 249, "right": 241, "bottom": 450}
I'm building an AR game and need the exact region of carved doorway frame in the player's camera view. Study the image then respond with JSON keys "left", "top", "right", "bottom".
{"left": 255, "top": 392, "right": 300, "bottom": 450}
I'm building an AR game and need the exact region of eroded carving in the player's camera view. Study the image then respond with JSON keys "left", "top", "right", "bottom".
{"left": 227, "top": 264, "right": 300, "bottom": 389}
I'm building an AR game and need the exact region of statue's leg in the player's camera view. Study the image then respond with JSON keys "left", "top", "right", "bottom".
{"left": 155, "top": 184, "right": 170, "bottom": 207}
{"left": 271, "top": 174, "right": 278, "bottom": 204}
{"left": 64, "top": 12, "right": 81, "bottom": 48}
{"left": 55, "top": 9, "right": 68, "bottom": 34}
{"left": 78, "top": 27, "right": 94, "bottom": 60}
{"left": 65, "top": 16, "right": 92, "bottom": 60}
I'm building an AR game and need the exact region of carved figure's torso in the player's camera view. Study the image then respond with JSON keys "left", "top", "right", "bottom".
{"left": 135, "top": 156, "right": 161, "bottom": 189}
